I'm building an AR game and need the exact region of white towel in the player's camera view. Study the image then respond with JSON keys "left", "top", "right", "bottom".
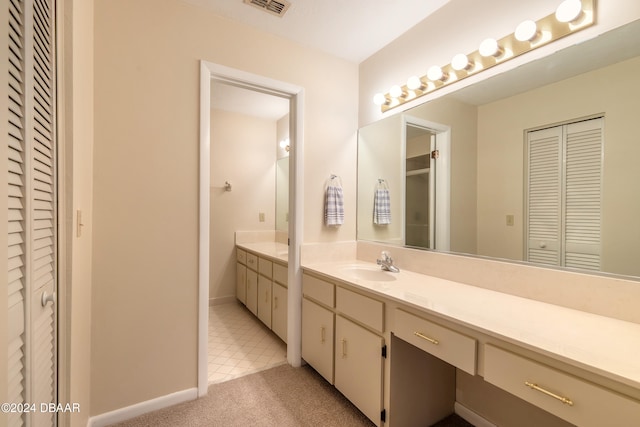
{"left": 373, "top": 188, "right": 391, "bottom": 225}
{"left": 325, "top": 185, "right": 344, "bottom": 226}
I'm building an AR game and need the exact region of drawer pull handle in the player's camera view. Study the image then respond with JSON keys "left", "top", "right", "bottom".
{"left": 525, "top": 381, "right": 574, "bottom": 406}
{"left": 414, "top": 331, "right": 439, "bottom": 345}
{"left": 320, "top": 326, "right": 326, "bottom": 343}
{"left": 341, "top": 338, "right": 347, "bottom": 358}
{"left": 274, "top": 296, "right": 278, "bottom": 309}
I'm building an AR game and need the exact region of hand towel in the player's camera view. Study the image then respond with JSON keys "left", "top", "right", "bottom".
{"left": 325, "top": 185, "right": 344, "bottom": 226}
{"left": 373, "top": 188, "right": 391, "bottom": 225}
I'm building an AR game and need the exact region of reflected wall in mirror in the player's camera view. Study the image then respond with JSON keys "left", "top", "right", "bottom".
{"left": 276, "top": 156, "right": 289, "bottom": 232}
{"left": 357, "top": 19, "right": 640, "bottom": 279}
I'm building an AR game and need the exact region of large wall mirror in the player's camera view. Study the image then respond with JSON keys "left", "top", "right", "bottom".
{"left": 357, "top": 19, "right": 640, "bottom": 280}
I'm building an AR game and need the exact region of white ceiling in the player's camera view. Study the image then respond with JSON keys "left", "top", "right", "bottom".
{"left": 182, "top": 0, "right": 450, "bottom": 63}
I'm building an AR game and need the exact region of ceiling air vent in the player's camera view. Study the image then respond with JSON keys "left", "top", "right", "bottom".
{"left": 243, "top": 0, "right": 291, "bottom": 17}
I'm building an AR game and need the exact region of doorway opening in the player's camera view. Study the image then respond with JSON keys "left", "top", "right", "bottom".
{"left": 208, "top": 80, "right": 289, "bottom": 383}
{"left": 403, "top": 116, "right": 451, "bottom": 251}
{"left": 198, "top": 61, "right": 304, "bottom": 396}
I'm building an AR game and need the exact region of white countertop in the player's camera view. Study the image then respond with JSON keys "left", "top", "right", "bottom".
{"left": 302, "top": 260, "right": 640, "bottom": 391}
{"left": 237, "top": 241, "right": 289, "bottom": 263}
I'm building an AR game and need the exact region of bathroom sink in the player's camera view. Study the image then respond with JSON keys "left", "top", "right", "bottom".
{"left": 340, "top": 266, "right": 397, "bottom": 282}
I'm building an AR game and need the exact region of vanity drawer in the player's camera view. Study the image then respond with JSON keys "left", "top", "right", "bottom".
{"left": 336, "top": 286, "right": 383, "bottom": 333}
{"left": 258, "top": 257, "right": 273, "bottom": 278}
{"left": 484, "top": 344, "right": 640, "bottom": 427}
{"left": 273, "top": 263, "right": 287, "bottom": 286}
{"left": 394, "top": 309, "right": 476, "bottom": 375}
{"left": 303, "top": 274, "right": 334, "bottom": 307}
{"left": 236, "top": 248, "right": 247, "bottom": 264}
{"left": 246, "top": 253, "right": 258, "bottom": 271}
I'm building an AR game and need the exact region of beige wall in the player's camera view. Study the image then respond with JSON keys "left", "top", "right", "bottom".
{"left": 210, "top": 109, "right": 276, "bottom": 302}
{"left": 92, "top": 0, "right": 358, "bottom": 415}
{"left": 477, "top": 56, "right": 640, "bottom": 276}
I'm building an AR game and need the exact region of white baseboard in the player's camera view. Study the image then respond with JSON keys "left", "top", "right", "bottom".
{"left": 455, "top": 402, "right": 496, "bottom": 427}
{"left": 87, "top": 388, "right": 198, "bottom": 427}
{"left": 209, "top": 295, "right": 237, "bottom": 306}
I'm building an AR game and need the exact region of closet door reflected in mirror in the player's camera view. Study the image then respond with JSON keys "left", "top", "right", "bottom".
{"left": 525, "top": 117, "right": 603, "bottom": 271}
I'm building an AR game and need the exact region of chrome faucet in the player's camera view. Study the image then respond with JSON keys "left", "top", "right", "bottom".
{"left": 377, "top": 251, "right": 399, "bottom": 273}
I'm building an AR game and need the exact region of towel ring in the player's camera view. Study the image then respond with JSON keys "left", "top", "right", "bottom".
{"left": 328, "top": 174, "right": 343, "bottom": 188}
{"left": 376, "top": 178, "right": 389, "bottom": 190}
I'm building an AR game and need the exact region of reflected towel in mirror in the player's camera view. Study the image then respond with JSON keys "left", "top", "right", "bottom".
{"left": 374, "top": 187, "right": 391, "bottom": 225}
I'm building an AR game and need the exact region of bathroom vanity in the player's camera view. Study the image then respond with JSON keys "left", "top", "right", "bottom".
{"left": 235, "top": 240, "right": 288, "bottom": 343}
{"left": 300, "top": 252, "right": 640, "bottom": 427}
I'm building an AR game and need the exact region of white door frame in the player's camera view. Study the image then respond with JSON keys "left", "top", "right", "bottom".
{"left": 198, "top": 61, "right": 304, "bottom": 396}
{"left": 402, "top": 115, "right": 451, "bottom": 251}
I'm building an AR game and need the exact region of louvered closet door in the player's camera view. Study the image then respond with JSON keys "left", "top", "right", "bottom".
{"left": 563, "top": 118, "right": 602, "bottom": 270}
{"left": 6, "top": 0, "right": 57, "bottom": 426}
{"left": 8, "top": 1, "right": 28, "bottom": 426}
{"left": 525, "top": 118, "right": 603, "bottom": 271}
{"left": 526, "top": 126, "right": 562, "bottom": 266}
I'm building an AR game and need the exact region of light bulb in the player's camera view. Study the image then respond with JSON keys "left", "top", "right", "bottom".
{"left": 479, "top": 38, "right": 501, "bottom": 57}
{"left": 451, "top": 53, "right": 470, "bottom": 71}
{"left": 515, "top": 20, "right": 538, "bottom": 42}
{"left": 556, "top": 0, "right": 582, "bottom": 23}
{"left": 427, "top": 65, "right": 445, "bottom": 81}
{"left": 389, "top": 85, "right": 403, "bottom": 98}
{"left": 407, "top": 76, "right": 423, "bottom": 91}
{"left": 373, "top": 93, "right": 387, "bottom": 106}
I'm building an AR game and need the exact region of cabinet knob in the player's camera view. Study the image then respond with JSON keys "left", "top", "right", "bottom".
{"left": 41, "top": 291, "right": 56, "bottom": 307}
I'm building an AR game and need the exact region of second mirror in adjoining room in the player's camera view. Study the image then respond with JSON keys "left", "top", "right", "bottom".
{"left": 357, "top": 19, "right": 640, "bottom": 280}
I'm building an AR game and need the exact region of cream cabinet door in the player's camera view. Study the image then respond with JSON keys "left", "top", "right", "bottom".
{"left": 257, "top": 275, "right": 272, "bottom": 327}
{"left": 335, "top": 315, "right": 384, "bottom": 426}
{"left": 236, "top": 263, "right": 247, "bottom": 304}
{"left": 272, "top": 283, "right": 287, "bottom": 343}
{"left": 246, "top": 269, "right": 258, "bottom": 316}
{"left": 301, "top": 298, "right": 334, "bottom": 384}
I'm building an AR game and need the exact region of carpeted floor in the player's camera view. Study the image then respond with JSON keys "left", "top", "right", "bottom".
{"left": 110, "top": 364, "right": 473, "bottom": 427}
{"left": 110, "top": 364, "right": 374, "bottom": 427}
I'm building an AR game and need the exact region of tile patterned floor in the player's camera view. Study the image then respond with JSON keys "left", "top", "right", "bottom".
{"left": 208, "top": 302, "right": 287, "bottom": 384}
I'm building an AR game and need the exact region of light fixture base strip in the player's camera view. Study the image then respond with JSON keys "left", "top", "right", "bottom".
{"left": 380, "top": 0, "right": 595, "bottom": 113}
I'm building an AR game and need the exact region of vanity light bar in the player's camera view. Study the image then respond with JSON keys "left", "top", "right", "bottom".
{"left": 374, "top": 0, "right": 595, "bottom": 112}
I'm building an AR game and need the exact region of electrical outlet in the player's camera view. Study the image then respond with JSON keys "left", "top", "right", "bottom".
{"left": 259, "top": 212, "right": 265, "bottom": 222}
{"left": 506, "top": 214, "right": 514, "bottom": 226}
